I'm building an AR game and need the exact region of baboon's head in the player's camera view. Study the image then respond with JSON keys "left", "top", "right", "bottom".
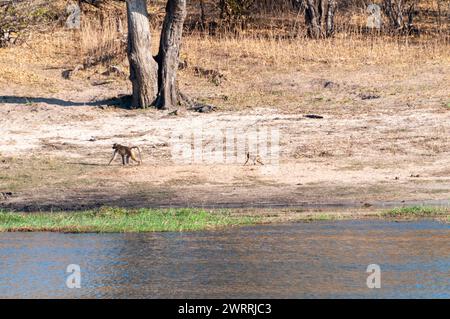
{"left": 112, "top": 143, "right": 118, "bottom": 150}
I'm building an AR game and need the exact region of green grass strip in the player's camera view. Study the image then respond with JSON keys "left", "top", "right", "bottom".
{"left": 0, "top": 207, "right": 258, "bottom": 233}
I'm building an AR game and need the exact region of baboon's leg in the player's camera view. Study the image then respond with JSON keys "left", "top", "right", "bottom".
{"left": 243, "top": 152, "right": 250, "bottom": 166}
{"left": 121, "top": 155, "right": 126, "bottom": 166}
{"left": 108, "top": 150, "right": 117, "bottom": 165}
{"left": 130, "top": 153, "right": 140, "bottom": 165}
{"left": 130, "top": 147, "right": 142, "bottom": 164}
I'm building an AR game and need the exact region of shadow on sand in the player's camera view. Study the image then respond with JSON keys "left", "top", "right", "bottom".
{"left": 0, "top": 95, "right": 132, "bottom": 108}
{"left": 67, "top": 162, "right": 107, "bottom": 167}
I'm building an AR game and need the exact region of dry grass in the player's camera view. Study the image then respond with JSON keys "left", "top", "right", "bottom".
{"left": 183, "top": 34, "right": 450, "bottom": 72}
{"left": 79, "top": 16, "right": 128, "bottom": 67}
{"left": 73, "top": 14, "right": 450, "bottom": 73}
{"left": 2, "top": 13, "right": 447, "bottom": 82}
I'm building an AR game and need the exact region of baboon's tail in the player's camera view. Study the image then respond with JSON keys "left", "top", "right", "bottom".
{"left": 131, "top": 146, "right": 143, "bottom": 164}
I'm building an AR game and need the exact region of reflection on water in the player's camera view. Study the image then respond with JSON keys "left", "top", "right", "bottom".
{"left": 0, "top": 220, "right": 448, "bottom": 298}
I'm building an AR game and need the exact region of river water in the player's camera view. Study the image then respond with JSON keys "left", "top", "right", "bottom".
{"left": 0, "top": 220, "right": 448, "bottom": 298}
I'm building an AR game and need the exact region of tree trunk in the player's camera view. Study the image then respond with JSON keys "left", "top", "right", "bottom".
{"left": 305, "top": 0, "right": 336, "bottom": 38}
{"left": 126, "top": 0, "right": 158, "bottom": 108}
{"left": 199, "top": 0, "right": 206, "bottom": 31}
{"left": 325, "top": 0, "right": 336, "bottom": 37}
{"left": 305, "top": 0, "right": 322, "bottom": 38}
{"left": 154, "top": 0, "right": 187, "bottom": 110}
{"left": 318, "top": 0, "right": 326, "bottom": 31}
{"left": 396, "top": 0, "right": 404, "bottom": 28}
{"left": 219, "top": 0, "right": 226, "bottom": 19}
{"left": 384, "top": 0, "right": 404, "bottom": 29}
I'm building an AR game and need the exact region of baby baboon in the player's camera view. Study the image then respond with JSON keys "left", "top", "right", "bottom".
{"left": 108, "top": 143, "right": 142, "bottom": 166}
{"left": 244, "top": 152, "right": 264, "bottom": 166}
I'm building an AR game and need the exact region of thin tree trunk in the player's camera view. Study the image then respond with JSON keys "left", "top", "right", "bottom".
{"left": 219, "top": 0, "right": 226, "bottom": 19}
{"left": 318, "top": 0, "right": 326, "bottom": 31}
{"left": 396, "top": 0, "right": 404, "bottom": 28}
{"left": 384, "top": 0, "right": 404, "bottom": 29}
{"left": 436, "top": 0, "right": 442, "bottom": 28}
{"left": 326, "top": 0, "right": 336, "bottom": 37}
{"left": 126, "top": 0, "right": 158, "bottom": 108}
{"left": 154, "top": 0, "right": 187, "bottom": 110}
{"left": 406, "top": 2, "right": 415, "bottom": 29}
{"left": 199, "top": 0, "right": 206, "bottom": 31}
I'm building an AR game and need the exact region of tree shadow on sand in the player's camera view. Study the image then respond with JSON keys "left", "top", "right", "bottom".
{"left": 67, "top": 162, "right": 107, "bottom": 167}
{"left": 0, "top": 95, "right": 132, "bottom": 109}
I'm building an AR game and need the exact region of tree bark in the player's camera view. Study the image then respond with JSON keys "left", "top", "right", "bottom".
{"left": 325, "top": 0, "right": 336, "bottom": 37}
{"left": 396, "top": 0, "right": 404, "bottom": 28}
{"left": 305, "top": 0, "right": 322, "bottom": 38}
{"left": 154, "top": 0, "right": 187, "bottom": 110}
{"left": 384, "top": 0, "right": 404, "bottom": 29}
{"left": 305, "top": 0, "right": 336, "bottom": 38}
{"left": 319, "top": 0, "right": 326, "bottom": 31}
{"left": 126, "top": 0, "right": 158, "bottom": 108}
{"left": 199, "top": 0, "right": 206, "bottom": 31}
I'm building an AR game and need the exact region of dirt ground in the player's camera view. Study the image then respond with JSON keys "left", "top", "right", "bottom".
{"left": 0, "top": 36, "right": 449, "bottom": 212}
